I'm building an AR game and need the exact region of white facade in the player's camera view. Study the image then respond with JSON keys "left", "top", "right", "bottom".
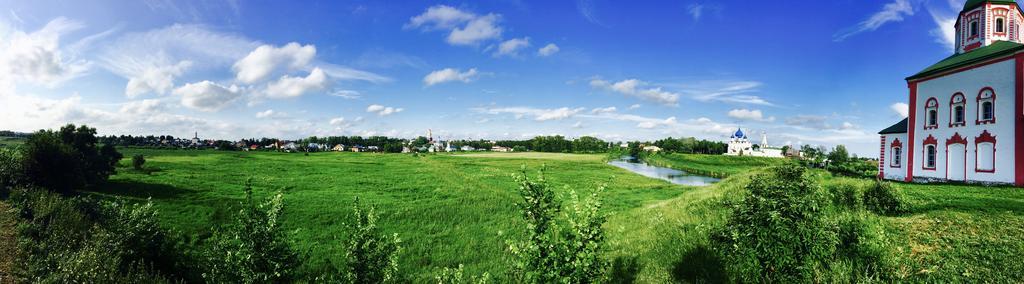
{"left": 880, "top": 0, "right": 1024, "bottom": 185}
{"left": 879, "top": 133, "right": 908, "bottom": 181}
{"left": 911, "top": 60, "right": 1015, "bottom": 183}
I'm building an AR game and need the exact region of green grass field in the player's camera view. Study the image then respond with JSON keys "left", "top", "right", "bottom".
{"left": 83, "top": 149, "right": 1024, "bottom": 282}
{"left": 95, "top": 149, "right": 692, "bottom": 281}
{"left": 0, "top": 137, "right": 24, "bottom": 148}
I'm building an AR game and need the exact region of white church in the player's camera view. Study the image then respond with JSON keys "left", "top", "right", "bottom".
{"left": 725, "top": 128, "right": 784, "bottom": 158}
{"left": 879, "top": 0, "right": 1023, "bottom": 185}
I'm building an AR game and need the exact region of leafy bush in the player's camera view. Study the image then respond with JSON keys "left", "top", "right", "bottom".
{"left": 21, "top": 124, "right": 122, "bottom": 193}
{"left": 0, "top": 148, "right": 23, "bottom": 198}
{"left": 863, "top": 181, "right": 908, "bottom": 215}
{"left": 132, "top": 154, "right": 146, "bottom": 170}
{"left": 343, "top": 198, "right": 402, "bottom": 283}
{"left": 826, "top": 179, "right": 864, "bottom": 210}
{"left": 9, "top": 188, "right": 184, "bottom": 282}
{"left": 507, "top": 166, "right": 608, "bottom": 283}
{"left": 204, "top": 180, "right": 299, "bottom": 283}
{"left": 711, "top": 165, "right": 838, "bottom": 282}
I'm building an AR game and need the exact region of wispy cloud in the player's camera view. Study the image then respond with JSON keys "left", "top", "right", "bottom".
{"left": 687, "top": 4, "right": 705, "bottom": 21}
{"left": 834, "top": 0, "right": 914, "bottom": 42}
{"left": 494, "top": 37, "right": 530, "bottom": 57}
{"left": 473, "top": 106, "right": 584, "bottom": 121}
{"left": 576, "top": 0, "right": 604, "bottom": 26}
{"left": 537, "top": 43, "right": 560, "bottom": 56}
{"left": 674, "top": 80, "right": 774, "bottom": 106}
{"left": 590, "top": 78, "right": 680, "bottom": 106}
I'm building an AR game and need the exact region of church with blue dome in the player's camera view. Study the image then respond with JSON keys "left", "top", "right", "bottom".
{"left": 725, "top": 127, "right": 784, "bottom": 158}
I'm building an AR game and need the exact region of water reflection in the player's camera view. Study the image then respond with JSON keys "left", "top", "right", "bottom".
{"left": 608, "top": 156, "right": 720, "bottom": 186}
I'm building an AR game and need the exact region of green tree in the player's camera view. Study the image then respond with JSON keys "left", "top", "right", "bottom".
{"left": 828, "top": 145, "right": 850, "bottom": 164}
{"left": 21, "top": 124, "right": 122, "bottom": 193}
{"left": 205, "top": 180, "right": 298, "bottom": 283}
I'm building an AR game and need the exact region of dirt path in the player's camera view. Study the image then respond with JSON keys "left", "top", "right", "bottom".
{"left": 0, "top": 201, "right": 18, "bottom": 284}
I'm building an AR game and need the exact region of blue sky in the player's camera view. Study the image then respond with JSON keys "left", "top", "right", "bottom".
{"left": 0, "top": 0, "right": 972, "bottom": 156}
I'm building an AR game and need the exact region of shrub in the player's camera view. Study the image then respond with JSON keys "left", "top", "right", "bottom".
{"left": 711, "top": 165, "right": 838, "bottom": 282}
{"left": 0, "top": 148, "right": 23, "bottom": 198}
{"left": 204, "top": 180, "right": 298, "bottom": 283}
{"left": 21, "top": 124, "right": 122, "bottom": 193}
{"left": 826, "top": 179, "right": 864, "bottom": 210}
{"left": 9, "top": 188, "right": 184, "bottom": 282}
{"left": 507, "top": 166, "right": 608, "bottom": 283}
{"left": 343, "top": 198, "right": 402, "bottom": 283}
{"left": 862, "top": 181, "right": 908, "bottom": 215}
{"left": 132, "top": 154, "right": 146, "bottom": 170}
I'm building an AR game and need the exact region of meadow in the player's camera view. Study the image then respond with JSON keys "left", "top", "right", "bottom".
{"left": 38, "top": 148, "right": 1023, "bottom": 282}
{"left": 92, "top": 149, "right": 702, "bottom": 281}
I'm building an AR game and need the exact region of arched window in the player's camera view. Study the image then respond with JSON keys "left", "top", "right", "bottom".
{"left": 950, "top": 93, "right": 966, "bottom": 127}
{"left": 975, "top": 130, "right": 996, "bottom": 173}
{"left": 970, "top": 21, "right": 980, "bottom": 37}
{"left": 925, "top": 97, "right": 939, "bottom": 129}
{"left": 997, "top": 17, "right": 1006, "bottom": 33}
{"left": 977, "top": 88, "right": 996, "bottom": 124}
{"left": 890, "top": 138, "right": 903, "bottom": 168}
{"left": 923, "top": 135, "right": 938, "bottom": 170}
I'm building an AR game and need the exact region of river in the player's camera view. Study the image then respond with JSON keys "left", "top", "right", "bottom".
{"left": 608, "top": 156, "right": 721, "bottom": 186}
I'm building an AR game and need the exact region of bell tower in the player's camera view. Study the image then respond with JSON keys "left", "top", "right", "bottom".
{"left": 956, "top": 0, "right": 1024, "bottom": 53}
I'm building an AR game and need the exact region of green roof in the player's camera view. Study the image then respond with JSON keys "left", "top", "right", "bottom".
{"left": 879, "top": 118, "right": 908, "bottom": 135}
{"left": 964, "top": 0, "right": 1018, "bottom": 10}
{"left": 906, "top": 41, "right": 1024, "bottom": 81}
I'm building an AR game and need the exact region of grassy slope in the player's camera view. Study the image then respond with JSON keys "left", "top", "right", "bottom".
{"left": 97, "top": 149, "right": 689, "bottom": 281}
{"left": 644, "top": 153, "right": 790, "bottom": 177}
{"left": 649, "top": 153, "right": 1024, "bottom": 282}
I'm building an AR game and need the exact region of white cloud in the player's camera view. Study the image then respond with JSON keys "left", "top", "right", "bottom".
{"left": 494, "top": 37, "right": 530, "bottom": 57}
{"left": 233, "top": 42, "right": 316, "bottom": 83}
{"left": 0, "top": 17, "right": 90, "bottom": 87}
{"left": 727, "top": 109, "right": 774, "bottom": 122}
{"left": 264, "top": 67, "right": 328, "bottom": 98}
{"left": 367, "top": 104, "right": 404, "bottom": 116}
{"left": 572, "top": 121, "right": 584, "bottom": 128}
{"left": 173, "top": 81, "right": 242, "bottom": 112}
{"left": 407, "top": 5, "right": 503, "bottom": 46}
{"left": 590, "top": 78, "right": 680, "bottom": 106}
{"left": 448, "top": 14, "right": 503, "bottom": 46}
{"left": 256, "top": 109, "right": 288, "bottom": 119}
{"left": 637, "top": 117, "right": 677, "bottom": 129}
{"left": 834, "top": 0, "right": 914, "bottom": 41}
{"left": 840, "top": 121, "right": 857, "bottom": 130}
{"left": 590, "top": 106, "right": 617, "bottom": 114}
{"left": 120, "top": 99, "right": 166, "bottom": 115}
{"left": 473, "top": 106, "right": 584, "bottom": 121}
{"left": 576, "top": 0, "right": 603, "bottom": 26}
{"left": 424, "top": 68, "right": 480, "bottom": 86}
{"left": 537, "top": 43, "right": 560, "bottom": 56}
{"left": 890, "top": 102, "right": 909, "bottom": 118}
{"left": 929, "top": 9, "right": 957, "bottom": 50}
{"left": 405, "top": 5, "right": 477, "bottom": 30}
{"left": 628, "top": 104, "right": 641, "bottom": 110}
{"left": 330, "top": 89, "right": 361, "bottom": 99}
{"left": 687, "top": 4, "right": 705, "bottom": 21}
{"left": 675, "top": 80, "right": 773, "bottom": 106}
{"left": 124, "top": 60, "right": 192, "bottom": 97}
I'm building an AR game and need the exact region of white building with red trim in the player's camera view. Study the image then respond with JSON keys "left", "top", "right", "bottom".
{"left": 879, "top": 0, "right": 1024, "bottom": 185}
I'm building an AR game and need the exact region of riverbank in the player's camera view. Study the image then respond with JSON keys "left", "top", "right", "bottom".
{"left": 641, "top": 153, "right": 791, "bottom": 178}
